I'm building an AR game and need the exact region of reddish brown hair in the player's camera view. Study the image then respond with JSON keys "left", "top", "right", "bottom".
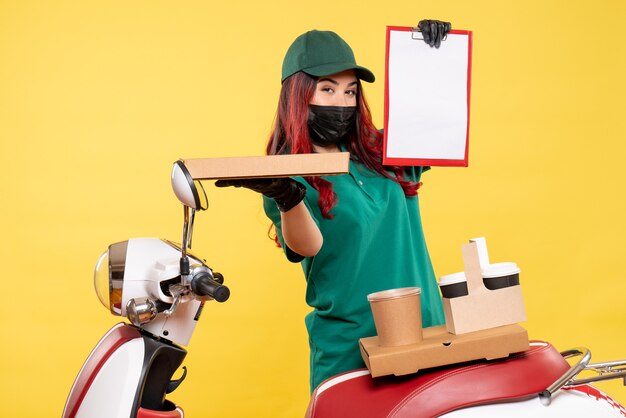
{"left": 267, "top": 71, "right": 420, "bottom": 219}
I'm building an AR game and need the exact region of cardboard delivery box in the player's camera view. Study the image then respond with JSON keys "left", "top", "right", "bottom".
{"left": 182, "top": 152, "right": 350, "bottom": 180}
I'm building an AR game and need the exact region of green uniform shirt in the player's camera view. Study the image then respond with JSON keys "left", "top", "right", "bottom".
{"left": 263, "top": 158, "right": 444, "bottom": 391}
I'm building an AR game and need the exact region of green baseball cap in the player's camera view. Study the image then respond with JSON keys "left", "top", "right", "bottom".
{"left": 281, "top": 30, "right": 375, "bottom": 83}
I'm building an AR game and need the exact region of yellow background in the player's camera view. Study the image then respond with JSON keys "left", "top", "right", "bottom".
{"left": 1, "top": 0, "right": 625, "bottom": 416}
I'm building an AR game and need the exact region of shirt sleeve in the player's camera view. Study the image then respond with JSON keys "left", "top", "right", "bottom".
{"left": 262, "top": 185, "right": 315, "bottom": 263}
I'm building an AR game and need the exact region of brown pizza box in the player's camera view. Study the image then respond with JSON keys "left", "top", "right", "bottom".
{"left": 182, "top": 152, "right": 350, "bottom": 180}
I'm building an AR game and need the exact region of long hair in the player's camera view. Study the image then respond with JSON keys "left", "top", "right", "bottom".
{"left": 267, "top": 72, "right": 420, "bottom": 219}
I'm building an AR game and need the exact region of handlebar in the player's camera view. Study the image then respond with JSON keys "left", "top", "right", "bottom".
{"left": 191, "top": 272, "right": 230, "bottom": 302}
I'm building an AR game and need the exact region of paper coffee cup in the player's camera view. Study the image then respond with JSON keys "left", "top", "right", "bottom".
{"left": 367, "top": 287, "right": 423, "bottom": 347}
{"left": 481, "top": 262, "right": 521, "bottom": 290}
{"left": 438, "top": 272, "right": 469, "bottom": 298}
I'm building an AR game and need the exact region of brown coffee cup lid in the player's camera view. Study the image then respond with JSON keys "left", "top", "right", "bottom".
{"left": 367, "top": 287, "right": 421, "bottom": 302}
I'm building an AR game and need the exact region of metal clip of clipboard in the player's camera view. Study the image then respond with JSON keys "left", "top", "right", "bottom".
{"left": 411, "top": 25, "right": 449, "bottom": 42}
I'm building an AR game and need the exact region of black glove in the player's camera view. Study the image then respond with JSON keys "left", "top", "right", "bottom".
{"left": 418, "top": 19, "right": 452, "bottom": 48}
{"left": 215, "top": 177, "right": 306, "bottom": 213}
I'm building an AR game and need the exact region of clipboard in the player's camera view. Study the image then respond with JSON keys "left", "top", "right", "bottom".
{"left": 383, "top": 26, "right": 473, "bottom": 167}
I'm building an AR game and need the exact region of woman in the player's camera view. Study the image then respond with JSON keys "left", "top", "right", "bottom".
{"left": 217, "top": 22, "right": 451, "bottom": 392}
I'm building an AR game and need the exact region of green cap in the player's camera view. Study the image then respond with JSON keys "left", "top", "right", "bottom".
{"left": 281, "top": 30, "right": 375, "bottom": 83}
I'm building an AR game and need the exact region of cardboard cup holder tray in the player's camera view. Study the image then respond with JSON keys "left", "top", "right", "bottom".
{"left": 360, "top": 324, "right": 529, "bottom": 378}
{"left": 360, "top": 239, "right": 530, "bottom": 378}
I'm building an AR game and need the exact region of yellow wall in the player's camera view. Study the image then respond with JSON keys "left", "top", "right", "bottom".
{"left": 1, "top": 0, "right": 625, "bottom": 416}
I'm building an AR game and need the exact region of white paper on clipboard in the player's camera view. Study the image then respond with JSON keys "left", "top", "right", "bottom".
{"left": 383, "top": 27, "right": 472, "bottom": 167}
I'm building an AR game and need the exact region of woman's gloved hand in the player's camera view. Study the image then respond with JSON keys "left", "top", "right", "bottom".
{"left": 215, "top": 177, "right": 306, "bottom": 213}
{"left": 418, "top": 19, "right": 452, "bottom": 48}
